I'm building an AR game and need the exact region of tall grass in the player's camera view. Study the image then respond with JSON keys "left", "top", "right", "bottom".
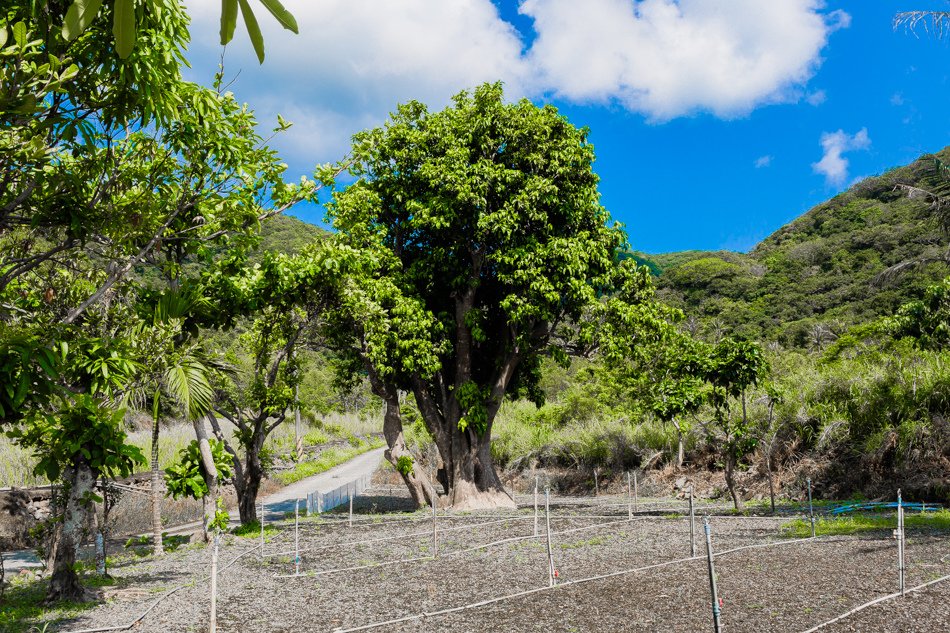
{"left": 490, "top": 399, "right": 680, "bottom": 470}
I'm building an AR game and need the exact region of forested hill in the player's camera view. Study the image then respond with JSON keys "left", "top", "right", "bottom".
{"left": 258, "top": 213, "right": 327, "bottom": 256}
{"left": 641, "top": 147, "right": 950, "bottom": 347}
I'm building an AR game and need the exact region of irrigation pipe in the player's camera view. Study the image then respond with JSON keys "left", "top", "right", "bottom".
{"left": 277, "top": 515, "right": 667, "bottom": 580}
{"left": 267, "top": 515, "right": 536, "bottom": 558}
{"left": 60, "top": 541, "right": 263, "bottom": 633}
{"left": 330, "top": 534, "right": 832, "bottom": 633}
{"left": 799, "top": 572, "right": 950, "bottom": 633}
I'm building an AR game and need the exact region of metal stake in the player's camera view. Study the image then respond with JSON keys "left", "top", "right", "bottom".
{"left": 294, "top": 498, "right": 300, "bottom": 576}
{"left": 594, "top": 468, "right": 599, "bottom": 497}
{"left": 689, "top": 486, "right": 696, "bottom": 557}
{"left": 533, "top": 476, "right": 539, "bottom": 536}
{"left": 210, "top": 532, "right": 219, "bottom": 633}
{"left": 432, "top": 493, "right": 438, "bottom": 559}
{"left": 545, "top": 488, "right": 555, "bottom": 587}
{"left": 349, "top": 485, "right": 354, "bottom": 529}
{"left": 260, "top": 500, "right": 265, "bottom": 558}
{"left": 897, "top": 489, "right": 905, "bottom": 596}
{"left": 807, "top": 477, "right": 815, "bottom": 538}
{"left": 703, "top": 517, "right": 722, "bottom": 633}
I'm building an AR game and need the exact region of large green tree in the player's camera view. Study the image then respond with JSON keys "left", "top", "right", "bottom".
{"left": 324, "top": 83, "right": 637, "bottom": 510}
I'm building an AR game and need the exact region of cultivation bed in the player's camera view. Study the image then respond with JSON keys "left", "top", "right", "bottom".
{"left": 53, "top": 489, "right": 950, "bottom": 633}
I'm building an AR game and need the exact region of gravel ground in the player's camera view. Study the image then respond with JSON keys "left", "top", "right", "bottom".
{"left": 52, "top": 489, "right": 950, "bottom": 633}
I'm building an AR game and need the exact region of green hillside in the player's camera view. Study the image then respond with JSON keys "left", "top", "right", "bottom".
{"left": 257, "top": 213, "right": 327, "bottom": 256}
{"left": 648, "top": 148, "right": 950, "bottom": 346}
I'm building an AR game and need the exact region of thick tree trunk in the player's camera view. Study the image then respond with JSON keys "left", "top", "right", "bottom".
{"left": 150, "top": 411, "right": 164, "bottom": 556}
{"left": 724, "top": 454, "right": 744, "bottom": 511}
{"left": 237, "top": 427, "right": 266, "bottom": 524}
{"left": 47, "top": 460, "right": 97, "bottom": 602}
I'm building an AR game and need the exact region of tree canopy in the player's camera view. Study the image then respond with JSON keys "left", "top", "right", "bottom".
{"left": 322, "top": 82, "right": 651, "bottom": 509}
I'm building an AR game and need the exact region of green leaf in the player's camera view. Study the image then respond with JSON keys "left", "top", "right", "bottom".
{"left": 0, "top": 23, "right": 7, "bottom": 49}
{"left": 258, "top": 0, "right": 298, "bottom": 33}
{"left": 12, "top": 21, "right": 26, "bottom": 48}
{"left": 239, "top": 0, "right": 265, "bottom": 63}
{"left": 220, "top": 0, "right": 239, "bottom": 45}
{"left": 113, "top": 0, "right": 135, "bottom": 59}
{"left": 63, "top": 0, "right": 104, "bottom": 41}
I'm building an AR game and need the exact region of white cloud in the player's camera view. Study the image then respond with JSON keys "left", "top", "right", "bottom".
{"left": 890, "top": 93, "right": 905, "bottom": 106}
{"left": 183, "top": 0, "right": 530, "bottom": 168}
{"left": 812, "top": 128, "right": 871, "bottom": 185}
{"left": 520, "top": 0, "right": 846, "bottom": 120}
{"left": 754, "top": 155, "right": 773, "bottom": 168}
{"left": 182, "top": 0, "right": 848, "bottom": 169}
{"left": 805, "top": 89, "right": 826, "bottom": 106}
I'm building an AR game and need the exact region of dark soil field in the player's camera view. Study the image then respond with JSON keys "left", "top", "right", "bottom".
{"left": 50, "top": 488, "right": 950, "bottom": 633}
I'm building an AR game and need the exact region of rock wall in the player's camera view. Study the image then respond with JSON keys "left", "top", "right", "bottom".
{"left": 0, "top": 488, "right": 53, "bottom": 549}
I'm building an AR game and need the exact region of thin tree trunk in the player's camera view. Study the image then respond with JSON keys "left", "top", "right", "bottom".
{"left": 380, "top": 396, "right": 435, "bottom": 508}
{"left": 672, "top": 418, "right": 684, "bottom": 467}
{"left": 150, "top": 393, "right": 164, "bottom": 556}
{"left": 192, "top": 417, "right": 218, "bottom": 541}
{"left": 47, "top": 460, "right": 97, "bottom": 602}
{"left": 766, "top": 452, "right": 776, "bottom": 514}
{"left": 724, "top": 454, "right": 743, "bottom": 511}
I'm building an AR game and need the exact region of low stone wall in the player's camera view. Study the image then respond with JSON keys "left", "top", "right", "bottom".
{"left": 0, "top": 488, "right": 52, "bottom": 549}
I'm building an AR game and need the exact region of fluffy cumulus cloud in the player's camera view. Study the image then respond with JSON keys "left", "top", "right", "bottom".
{"left": 812, "top": 128, "right": 871, "bottom": 185}
{"left": 520, "top": 0, "right": 843, "bottom": 120}
{"left": 183, "top": 0, "right": 530, "bottom": 166}
{"left": 182, "top": 0, "right": 847, "bottom": 168}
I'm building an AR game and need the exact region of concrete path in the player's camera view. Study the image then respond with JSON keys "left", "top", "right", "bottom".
{"left": 261, "top": 447, "right": 386, "bottom": 520}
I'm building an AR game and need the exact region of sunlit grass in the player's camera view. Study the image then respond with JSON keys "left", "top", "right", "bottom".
{"left": 782, "top": 509, "right": 950, "bottom": 537}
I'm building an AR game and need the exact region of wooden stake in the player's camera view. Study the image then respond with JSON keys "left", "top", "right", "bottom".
{"left": 634, "top": 471, "right": 639, "bottom": 513}
{"left": 627, "top": 472, "right": 632, "bottom": 520}
{"left": 689, "top": 486, "right": 696, "bottom": 557}
{"left": 807, "top": 477, "right": 815, "bottom": 538}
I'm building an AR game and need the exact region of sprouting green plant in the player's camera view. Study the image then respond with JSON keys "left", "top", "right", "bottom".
{"left": 208, "top": 498, "right": 230, "bottom": 534}
{"left": 396, "top": 454, "right": 415, "bottom": 477}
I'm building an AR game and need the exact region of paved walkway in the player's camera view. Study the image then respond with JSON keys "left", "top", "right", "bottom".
{"left": 260, "top": 447, "right": 385, "bottom": 520}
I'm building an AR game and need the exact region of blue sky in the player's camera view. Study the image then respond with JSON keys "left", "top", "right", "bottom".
{"left": 183, "top": 1, "right": 950, "bottom": 254}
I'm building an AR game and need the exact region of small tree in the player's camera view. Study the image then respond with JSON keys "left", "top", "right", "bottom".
{"left": 12, "top": 396, "right": 143, "bottom": 601}
{"left": 702, "top": 338, "right": 769, "bottom": 511}
{"left": 207, "top": 251, "right": 336, "bottom": 524}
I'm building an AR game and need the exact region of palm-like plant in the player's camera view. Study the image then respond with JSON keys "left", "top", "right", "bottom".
{"left": 133, "top": 286, "right": 223, "bottom": 555}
